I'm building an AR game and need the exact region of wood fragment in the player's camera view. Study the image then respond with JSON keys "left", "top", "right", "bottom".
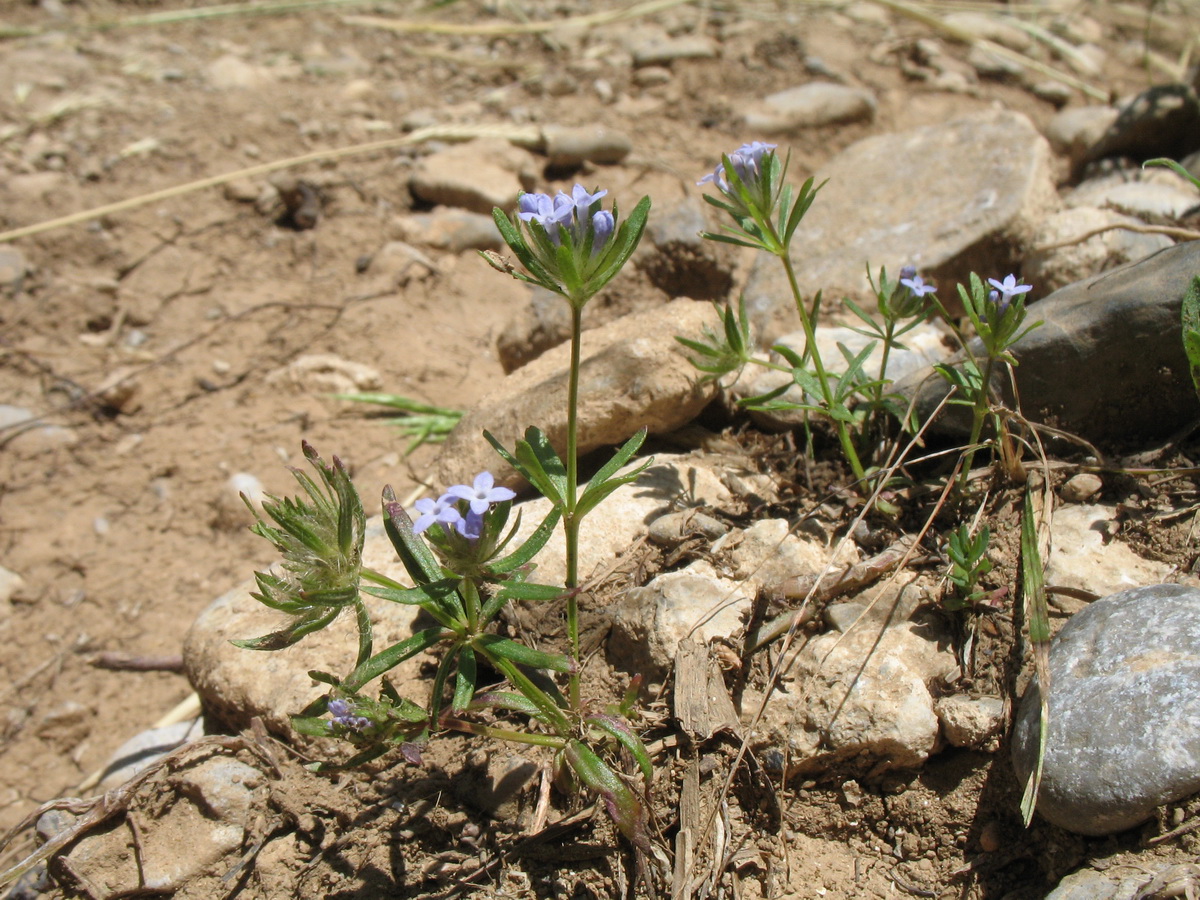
{"left": 89, "top": 652, "right": 184, "bottom": 673}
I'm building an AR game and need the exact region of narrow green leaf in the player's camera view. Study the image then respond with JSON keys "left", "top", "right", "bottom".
{"left": 468, "top": 691, "right": 546, "bottom": 719}
{"left": 1019, "top": 487, "right": 1051, "bottom": 826}
{"left": 564, "top": 740, "right": 650, "bottom": 852}
{"left": 589, "top": 427, "right": 649, "bottom": 490}
{"left": 485, "top": 653, "right": 571, "bottom": 735}
{"left": 363, "top": 576, "right": 465, "bottom": 628}
{"left": 342, "top": 626, "right": 451, "bottom": 692}
{"left": 587, "top": 714, "right": 653, "bottom": 782}
{"left": 475, "top": 634, "right": 571, "bottom": 671}
{"left": 576, "top": 461, "right": 653, "bottom": 520}
{"left": 488, "top": 507, "right": 562, "bottom": 575}
{"left": 453, "top": 646, "right": 476, "bottom": 712}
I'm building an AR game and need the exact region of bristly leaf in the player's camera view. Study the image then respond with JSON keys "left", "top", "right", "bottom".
{"left": 239, "top": 443, "right": 365, "bottom": 645}
{"left": 1019, "top": 486, "right": 1050, "bottom": 826}
{"left": 231, "top": 605, "right": 340, "bottom": 651}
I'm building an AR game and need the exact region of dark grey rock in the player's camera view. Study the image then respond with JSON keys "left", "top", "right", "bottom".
{"left": 741, "top": 109, "right": 1057, "bottom": 343}
{"left": 1076, "top": 83, "right": 1200, "bottom": 179}
{"left": 896, "top": 240, "right": 1200, "bottom": 444}
{"left": 1012, "top": 584, "right": 1200, "bottom": 835}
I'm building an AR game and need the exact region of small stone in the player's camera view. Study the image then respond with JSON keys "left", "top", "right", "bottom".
{"left": 742, "top": 82, "right": 876, "bottom": 134}
{"left": 1060, "top": 473, "right": 1102, "bottom": 503}
{"left": 206, "top": 54, "right": 271, "bottom": 90}
{"left": 633, "top": 66, "right": 672, "bottom": 88}
{"left": 935, "top": 695, "right": 1005, "bottom": 747}
{"left": 647, "top": 510, "right": 728, "bottom": 545}
{"left": 96, "top": 719, "right": 204, "bottom": 790}
{"left": 222, "top": 178, "right": 260, "bottom": 203}
{"left": 389, "top": 208, "right": 502, "bottom": 254}
{"left": 409, "top": 138, "right": 535, "bottom": 215}
{"left": 0, "top": 246, "right": 29, "bottom": 294}
{"left": 631, "top": 34, "right": 717, "bottom": 67}
{"left": 540, "top": 124, "right": 632, "bottom": 167}
{"left": 265, "top": 353, "right": 382, "bottom": 394}
{"left": 0, "top": 565, "right": 29, "bottom": 606}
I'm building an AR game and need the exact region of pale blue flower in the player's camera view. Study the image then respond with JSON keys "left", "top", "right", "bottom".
{"left": 898, "top": 264, "right": 917, "bottom": 281}
{"left": 698, "top": 141, "right": 777, "bottom": 192}
{"left": 987, "top": 274, "right": 1032, "bottom": 302}
{"left": 446, "top": 471, "right": 515, "bottom": 515}
{"left": 412, "top": 495, "right": 462, "bottom": 534}
{"left": 591, "top": 210, "right": 615, "bottom": 251}
{"left": 455, "top": 510, "right": 485, "bottom": 540}
{"left": 900, "top": 274, "right": 936, "bottom": 297}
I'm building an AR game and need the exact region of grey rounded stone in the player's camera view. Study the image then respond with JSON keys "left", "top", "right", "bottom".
{"left": 1012, "top": 584, "right": 1200, "bottom": 835}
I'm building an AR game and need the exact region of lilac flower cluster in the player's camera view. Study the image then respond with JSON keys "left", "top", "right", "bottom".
{"left": 412, "top": 471, "right": 515, "bottom": 540}
{"left": 698, "top": 141, "right": 777, "bottom": 193}
{"left": 328, "top": 698, "right": 371, "bottom": 732}
{"left": 518, "top": 184, "right": 614, "bottom": 250}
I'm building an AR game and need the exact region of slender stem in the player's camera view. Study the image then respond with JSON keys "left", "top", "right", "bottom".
{"left": 778, "top": 251, "right": 868, "bottom": 485}
{"left": 564, "top": 303, "right": 583, "bottom": 710}
{"left": 442, "top": 717, "right": 569, "bottom": 748}
{"left": 958, "top": 354, "right": 997, "bottom": 491}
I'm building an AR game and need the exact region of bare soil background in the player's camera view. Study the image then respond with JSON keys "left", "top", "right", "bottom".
{"left": 1, "top": 1, "right": 1199, "bottom": 897}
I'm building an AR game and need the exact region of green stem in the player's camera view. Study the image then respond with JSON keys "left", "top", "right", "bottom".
{"left": 777, "top": 251, "right": 868, "bottom": 485}
{"left": 442, "top": 716, "right": 569, "bottom": 749}
{"left": 957, "top": 354, "right": 997, "bottom": 491}
{"left": 564, "top": 303, "right": 583, "bottom": 710}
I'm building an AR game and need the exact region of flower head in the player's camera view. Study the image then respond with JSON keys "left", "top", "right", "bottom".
{"left": 699, "top": 141, "right": 778, "bottom": 193}
{"left": 517, "top": 185, "right": 613, "bottom": 252}
{"left": 328, "top": 698, "right": 371, "bottom": 732}
{"left": 446, "top": 471, "right": 515, "bottom": 516}
{"left": 412, "top": 494, "right": 462, "bottom": 534}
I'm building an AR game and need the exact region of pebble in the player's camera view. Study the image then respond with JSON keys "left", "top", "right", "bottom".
{"left": 95, "top": 719, "right": 205, "bottom": 790}
{"left": 1012, "top": 584, "right": 1200, "bottom": 835}
{"left": 1059, "top": 472, "right": 1102, "bottom": 503}
{"left": 540, "top": 124, "right": 632, "bottom": 167}
{"left": 934, "top": 695, "right": 1005, "bottom": 748}
{"left": 389, "top": 208, "right": 502, "bottom": 254}
{"left": 0, "top": 246, "right": 29, "bottom": 294}
{"left": 408, "top": 138, "right": 536, "bottom": 216}
{"left": 0, "top": 564, "right": 29, "bottom": 606}
{"left": 631, "top": 34, "right": 717, "bottom": 67}
{"left": 742, "top": 82, "right": 877, "bottom": 134}
{"left": 0, "top": 404, "right": 78, "bottom": 452}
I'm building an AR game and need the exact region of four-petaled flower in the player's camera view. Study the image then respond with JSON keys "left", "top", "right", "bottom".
{"left": 900, "top": 273, "right": 936, "bottom": 297}
{"left": 412, "top": 495, "right": 462, "bottom": 534}
{"left": 698, "top": 141, "right": 777, "bottom": 193}
{"left": 446, "top": 471, "right": 516, "bottom": 516}
{"left": 987, "top": 274, "right": 1032, "bottom": 302}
